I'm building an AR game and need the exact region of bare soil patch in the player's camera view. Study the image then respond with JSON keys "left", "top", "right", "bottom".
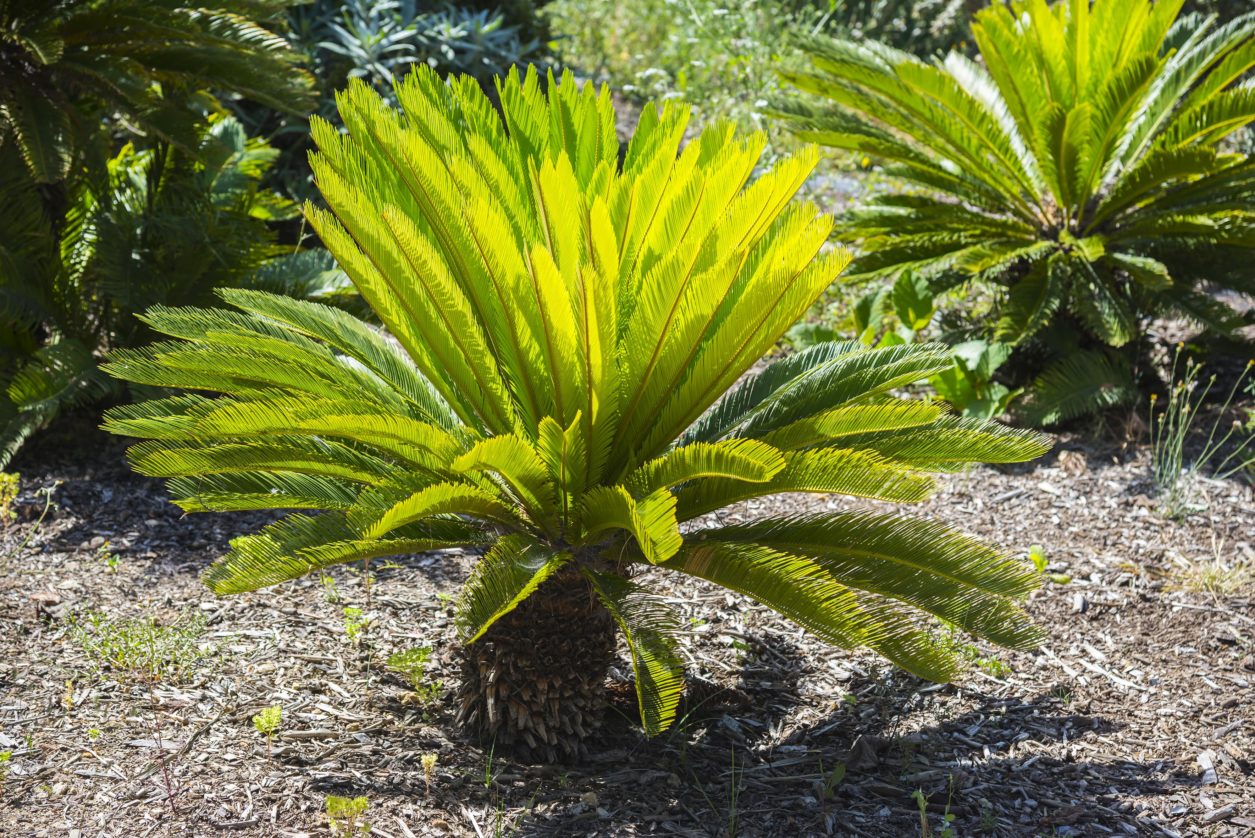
{"left": 1, "top": 419, "right": 1251, "bottom": 837}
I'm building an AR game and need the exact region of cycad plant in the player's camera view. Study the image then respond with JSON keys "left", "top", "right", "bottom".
{"left": 0, "top": 116, "right": 303, "bottom": 464}
{"left": 104, "top": 67, "right": 1050, "bottom": 761}
{"left": 778, "top": 0, "right": 1255, "bottom": 425}
{"left": 0, "top": 0, "right": 314, "bottom": 186}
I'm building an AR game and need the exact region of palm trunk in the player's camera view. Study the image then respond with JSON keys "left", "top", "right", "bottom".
{"left": 455, "top": 564, "right": 617, "bottom": 762}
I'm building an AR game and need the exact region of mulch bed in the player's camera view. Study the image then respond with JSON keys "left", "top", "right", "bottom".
{"left": 0, "top": 418, "right": 1251, "bottom": 837}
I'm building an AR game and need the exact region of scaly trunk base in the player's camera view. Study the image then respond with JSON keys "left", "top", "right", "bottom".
{"left": 454, "top": 565, "right": 617, "bottom": 762}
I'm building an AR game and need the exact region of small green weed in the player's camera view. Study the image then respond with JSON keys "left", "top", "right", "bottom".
{"left": 71, "top": 612, "right": 208, "bottom": 683}
{"left": 342, "top": 607, "right": 368, "bottom": 646}
{"left": 97, "top": 540, "right": 120, "bottom": 572}
{"left": 3, "top": 481, "right": 58, "bottom": 559}
{"left": 386, "top": 647, "right": 440, "bottom": 706}
{"left": 70, "top": 611, "right": 209, "bottom": 812}
{"left": 1171, "top": 536, "right": 1253, "bottom": 595}
{"left": 326, "top": 794, "right": 370, "bottom": 837}
{"left": 421, "top": 752, "right": 438, "bottom": 791}
{"left": 935, "top": 623, "right": 1012, "bottom": 679}
{"left": 912, "top": 784, "right": 958, "bottom": 838}
{"left": 1151, "top": 349, "right": 1254, "bottom": 519}
{"left": 1029, "top": 544, "right": 1071, "bottom": 585}
{"left": 1049, "top": 684, "right": 1074, "bottom": 704}
{"left": 252, "top": 704, "right": 283, "bottom": 757}
{"left": 483, "top": 741, "right": 497, "bottom": 788}
{"left": 819, "top": 758, "right": 845, "bottom": 801}
{"left": 979, "top": 802, "right": 997, "bottom": 832}
{"left": 0, "top": 473, "right": 18, "bottom": 528}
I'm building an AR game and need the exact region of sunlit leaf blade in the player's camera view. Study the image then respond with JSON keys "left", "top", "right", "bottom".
{"left": 204, "top": 512, "right": 481, "bottom": 595}
{"left": 457, "top": 535, "right": 572, "bottom": 643}
{"left": 582, "top": 569, "right": 685, "bottom": 736}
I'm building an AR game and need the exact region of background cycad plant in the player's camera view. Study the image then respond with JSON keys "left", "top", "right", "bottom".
{"left": 104, "top": 66, "right": 1050, "bottom": 761}
{"left": 0, "top": 0, "right": 314, "bottom": 188}
{"left": 0, "top": 116, "right": 314, "bottom": 465}
{"left": 0, "top": 0, "right": 324, "bottom": 466}
{"left": 778, "top": 0, "right": 1255, "bottom": 426}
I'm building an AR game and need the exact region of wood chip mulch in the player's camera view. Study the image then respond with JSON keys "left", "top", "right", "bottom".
{"left": 0, "top": 420, "right": 1251, "bottom": 837}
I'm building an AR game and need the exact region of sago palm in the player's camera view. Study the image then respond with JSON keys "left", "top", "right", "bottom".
{"left": 778, "top": 0, "right": 1255, "bottom": 425}
{"left": 103, "top": 66, "right": 1050, "bottom": 761}
{"left": 0, "top": 116, "right": 298, "bottom": 465}
{"left": 0, "top": 0, "right": 314, "bottom": 185}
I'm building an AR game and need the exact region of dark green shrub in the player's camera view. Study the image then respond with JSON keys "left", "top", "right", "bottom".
{"left": 0, "top": 0, "right": 313, "bottom": 188}
{"left": 0, "top": 117, "right": 336, "bottom": 464}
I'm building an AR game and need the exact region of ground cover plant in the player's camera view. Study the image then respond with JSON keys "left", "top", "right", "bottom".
{"left": 101, "top": 65, "right": 1052, "bottom": 762}
{"left": 778, "top": 0, "right": 1255, "bottom": 425}
{"left": 547, "top": 0, "right": 980, "bottom": 142}
{"left": 547, "top": 0, "right": 824, "bottom": 138}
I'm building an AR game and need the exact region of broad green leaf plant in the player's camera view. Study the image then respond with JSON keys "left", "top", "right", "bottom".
{"left": 779, "top": 0, "right": 1255, "bottom": 425}
{"left": 104, "top": 67, "right": 1049, "bottom": 755}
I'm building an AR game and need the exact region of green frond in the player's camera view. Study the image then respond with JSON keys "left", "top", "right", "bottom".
{"left": 204, "top": 512, "right": 481, "bottom": 595}
{"left": 758, "top": 400, "right": 945, "bottom": 451}
{"left": 0, "top": 84, "right": 73, "bottom": 183}
{"left": 1018, "top": 351, "right": 1138, "bottom": 427}
{"left": 663, "top": 541, "right": 878, "bottom": 650}
{"left": 166, "top": 472, "right": 360, "bottom": 514}
{"left": 358, "top": 482, "right": 519, "bottom": 540}
{"left": 457, "top": 535, "right": 572, "bottom": 643}
{"left": 577, "top": 486, "right": 683, "bottom": 564}
{"left": 675, "top": 447, "right": 936, "bottom": 520}
{"left": 837, "top": 416, "right": 1053, "bottom": 471}
{"left": 581, "top": 569, "right": 685, "bottom": 736}
{"left": 453, "top": 433, "right": 557, "bottom": 525}
{"left": 663, "top": 538, "right": 960, "bottom": 682}
{"left": 692, "top": 513, "right": 1042, "bottom": 650}
{"left": 536, "top": 413, "right": 588, "bottom": 529}
{"left": 0, "top": 0, "right": 314, "bottom": 188}
{"left": 692, "top": 342, "right": 954, "bottom": 444}
{"left": 995, "top": 255, "right": 1067, "bottom": 342}
{"left": 625, "top": 439, "right": 786, "bottom": 497}
{"left": 126, "top": 436, "right": 404, "bottom": 486}
{"left": 683, "top": 341, "right": 865, "bottom": 444}
{"left": 218, "top": 289, "right": 458, "bottom": 429}
{"left": 1069, "top": 264, "right": 1138, "bottom": 347}
{"left": 2, "top": 339, "right": 116, "bottom": 467}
